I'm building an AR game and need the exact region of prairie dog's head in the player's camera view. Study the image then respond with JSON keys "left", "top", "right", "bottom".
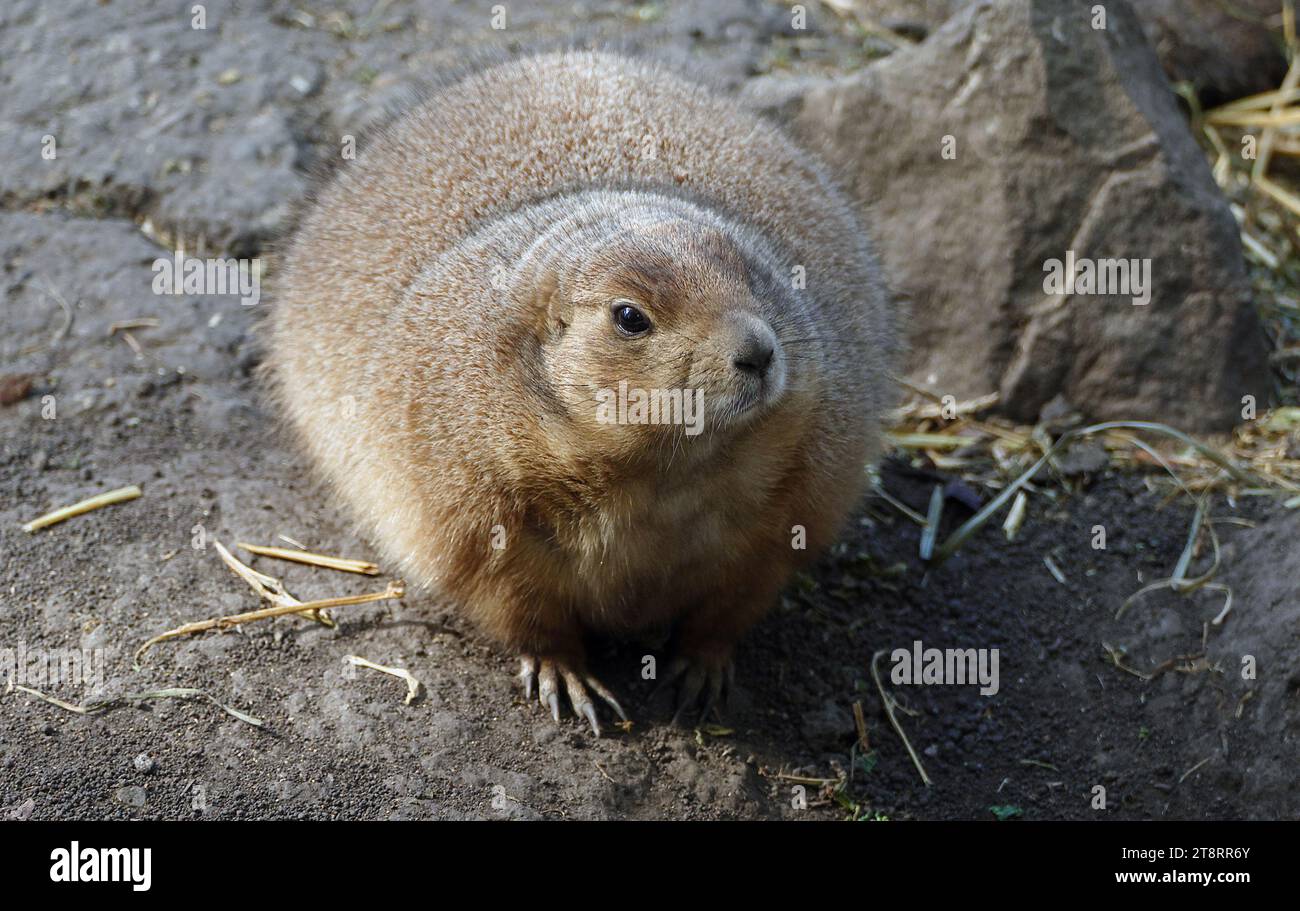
{"left": 532, "top": 211, "right": 808, "bottom": 457}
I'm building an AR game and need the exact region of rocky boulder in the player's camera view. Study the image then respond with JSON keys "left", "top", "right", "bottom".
{"left": 1136, "top": 0, "right": 1286, "bottom": 105}
{"left": 747, "top": 0, "right": 1271, "bottom": 432}
{"left": 854, "top": 0, "right": 1287, "bottom": 104}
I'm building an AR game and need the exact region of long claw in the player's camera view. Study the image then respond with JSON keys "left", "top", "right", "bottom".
{"left": 538, "top": 661, "right": 560, "bottom": 723}
{"left": 581, "top": 702, "right": 601, "bottom": 736}
{"left": 653, "top": 654, "right": 735, "bottom": 726}
{"left": 560, "top": 667, "right": 600, "bottom": 737}
{"left": 519, "top": 656, "right": 537, "bottom": 701}
{"left": 584, "top": 674, "right": 629, "bottom": 722}
{"left": 699, "top": 670, "right": 724, "bottom": 724}
{"left": 671, "top": 665, "right": 707, "bottom": 726}
{"left": 650, "top": 657, "right": 689, "bottom": 703}
{"left": 516, "top": 654, "right": 629, "bottom": 734}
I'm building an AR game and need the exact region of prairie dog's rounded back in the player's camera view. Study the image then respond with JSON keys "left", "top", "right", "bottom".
{"left": 267, "top": 50, "right": 897, "bottom": 676}
{"left": 273, "top": 49, "right": 892, "bottom": 403}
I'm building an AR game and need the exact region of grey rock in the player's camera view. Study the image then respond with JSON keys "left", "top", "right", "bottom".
{"left": 114, "top": 785, "right": 147, "bottom": 808}
{"left": 747, "top": 0, "right": 1270, "bottom": 432}
{"left": 1134, "top": 0, "right": 1286, "bottom": 104}
{"left": 5, "top": 798, "right": 35, "bottom": 821}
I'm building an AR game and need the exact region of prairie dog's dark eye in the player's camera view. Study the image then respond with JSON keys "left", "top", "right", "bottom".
{"left": 611, "top": 301, "right": 652, "bottom": 337}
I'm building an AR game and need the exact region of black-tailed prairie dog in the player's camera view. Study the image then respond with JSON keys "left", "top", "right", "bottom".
{"left": 267, "top": 50, "right": 898, "bottom": 734}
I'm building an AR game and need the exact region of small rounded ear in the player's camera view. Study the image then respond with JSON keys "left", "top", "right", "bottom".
{"left": 537, "top": 268, "right": 574, "bottom": 337}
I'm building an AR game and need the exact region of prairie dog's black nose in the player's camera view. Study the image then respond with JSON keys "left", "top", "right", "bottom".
{"left": 734, "top": 333, "right": 775, "bottom": 376}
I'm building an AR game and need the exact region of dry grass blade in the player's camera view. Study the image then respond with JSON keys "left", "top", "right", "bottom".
{"left": 870, "top": 649, "right": 931, "bottom": 787}
{"left": 216, "top": 540, "right": 333, "bottom": 627}
{"left": 1002, "top": 490, "right": 1028, "bottom": 541}
{"left": 1116, "top": 579, "right": 1179, "bottom": 621}
{"left": 1178, "top": 756, "right": 1214, "bottom": 786}
{"left": 344, "top": 655, "right": 422, "bottom": 704}
{"left": 134, "top": 580, "right": 405, "bottom": 664}
{"left": 929, "top": 445, "right": 1051, "bottom": 567}
{"left": 237, "top": 542, "right": 379, "bottom": 575}
{"left": 930, "top": 422, "right": 1260, "bottom": 568}
{"left": 1170, "top": 498, "right": 1219, "bottom": 592}
{"left": 918, "top": 485, "right": 944, "bottom": 561}
{"left": 872, "top": 483, "right": 927, "bottom": 525}
{"left": 1101, "top": 422, "right": 1257, "bottom": 483}
{"left": 107, "top": 318, "right": 160, "bottom": 335}
{"left": 1207, "top": 583, "right": 1234, "bottom": 625}
{"left": 1116, "top": 578, "right": 1231, "bottom": 625}
{"left": 852, "top": 700, "right": 870, "bottom": 754}
{"left": 887, "top": 432, "right": 970, "bottom": 451}
{"left": 1043, "top": 555, "right": 1067, "bottom": 585}
{"left": 1199, "top": 30, "right": 1300, "bottom": 408}
{"left": 1115, "top": 493, "right": 1228, "bottom": 621}
{"left": 1254, "top": 173, "right": 1300, "bottom": 217}
{"left": 21, "top": 485, "right": 142, "bottom": 533}
{"left": 1207, "top": 85, "right": 1300, "bottom": 115}
{"left": 1204, "top": 109, "right": 1300, "bottom": 127}
{"left": 890, "top": 390, "right": 1000, "bottom": 422}
{"left": 4, "top": 678, "right": 263, "bottom": 727}
{"left": 1102, "top": 642, "right": 1151, "bottom": 680}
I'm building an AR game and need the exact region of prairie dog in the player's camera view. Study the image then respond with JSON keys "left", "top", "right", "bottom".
{"left": 267, "top": 51, "right": 897, "bottom": 733}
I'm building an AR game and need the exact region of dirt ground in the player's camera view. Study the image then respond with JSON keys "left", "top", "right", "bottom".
{"left": 1, "top": 311, "right": 1293, "bottom": 820}
{"left": 2, "top": 0, "right": 1297, "bottom": 821}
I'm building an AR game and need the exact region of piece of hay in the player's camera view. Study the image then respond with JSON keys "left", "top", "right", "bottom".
{"left": 930, "top": 422, "right": 1262, "bottom": 568}
{"left": 890, "top": 390, "right": 1000, "bottom": 422}
{"left": 237, "top": 542, "right": 379, "bottom": 575}
{"left": 4, "top": 677, "right": 263, "bottom": 728}
{"left": 1043, "top": 555, "right": 1067, "bottom": 585}
{"left": 887, "top": 432, "right": 970, "bottom": 451}
{"left": 21, "top": 485, "right": 142, "bottom": 533}
{"left": 215, "top": 540, "right": 334, "bottom": 627}
{"left": 918, "top": 484, "right": 944, "bottom": 561}
{"left": 343, "top": 655, "right": 422, "bottom": 705}
{"left": 135, "top": 579, "right": 404, "bottom": 664}
{"left": 134, "top": 540, "right": 405, "bottom": 664}
{"left": 871, "top": 649, "right": 932, "bottom": 787}
{"left": 852, "top": 700, "right": 870, "bottom": 754}
{"left": 1002, "top": 490, "right": 1028, "bottom": 541}
{"left": 107, "top": 318, "right": 160, "bottom": 335}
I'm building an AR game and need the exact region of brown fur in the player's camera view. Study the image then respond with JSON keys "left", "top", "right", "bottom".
{"left": 266, "top": 51, "right": 897, "bottom": 693}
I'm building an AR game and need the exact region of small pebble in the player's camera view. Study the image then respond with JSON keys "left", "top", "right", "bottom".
{"left": 289, "top": 72, "right": 320, "bottom": 96}
{"left": 114, "top": 785, "right": 147, "bottom": 808}
{"left": 133, "top": 753, "right": 156, "bottom": 774}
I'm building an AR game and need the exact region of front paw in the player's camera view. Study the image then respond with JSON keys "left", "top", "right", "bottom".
{"left": 651, "top": 653, "right": 735, "bottom": 726}
{"left": 518, "top": 655, "right": 629, "bottom": 736}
